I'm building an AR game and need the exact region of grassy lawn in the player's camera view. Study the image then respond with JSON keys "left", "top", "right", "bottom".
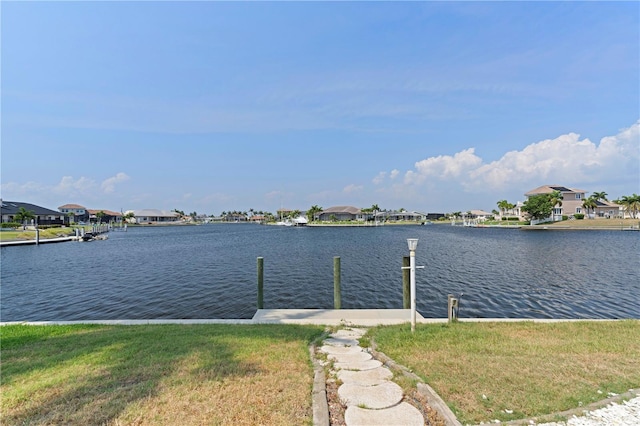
{"left": 1, "top": 324, "right": 325, "bottom": 425}
{"left": 368, "top": 321, "right": 640, "bottom": 424}
{"left": 0, "top": 227, "right": 87, "bottom": 242}
{"left": 540, "top": 218, "right": 639, "bottom": 229}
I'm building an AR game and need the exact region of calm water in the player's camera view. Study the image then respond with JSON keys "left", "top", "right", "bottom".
{"left": 1, "top": 224, "right": 639, "bottom": 321}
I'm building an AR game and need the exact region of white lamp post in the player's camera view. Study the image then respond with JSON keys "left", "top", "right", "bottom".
{"left": 407, "top": 238, "right": 419, "bottom": 332}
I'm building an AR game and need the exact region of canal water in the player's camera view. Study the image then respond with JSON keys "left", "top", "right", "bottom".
{"left": 1, "top": 224, "right": 638, "bottom": 321}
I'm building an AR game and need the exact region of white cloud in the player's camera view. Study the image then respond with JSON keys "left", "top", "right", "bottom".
{"left": 389, "top": 169, "right": 400, "bottom": 179}
{"left": 0, "top": 181, "right": 47, "bottom": 196}
{"left": 468, "top": 121, "right": 639, "bottom": 190}
{"left": 101, "top": 172, "right": 130, "bottom": 194}
{"left": 372, "top": 172, "right": 387, "bottom": 185}
{"left": 379, "top": 120, "right": 639, "bottom": 204}
{"left": 404, "top": 148, "right": 482, "bottom": 185}
{"left": 343, "top": 184, "right": 363, "bottom": 194}
{"left": 54, "top": 176, "right": 97, "bottom": 194}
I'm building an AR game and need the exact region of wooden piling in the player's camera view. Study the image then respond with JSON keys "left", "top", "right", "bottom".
{"left": 257, "top": 257, "right": 264, "bottom": 309}
{"left": 403, "top": 256, "right": 410, "bottom": 309}
{"left": 334, "top": 256, "right": 341, "bottom": 309}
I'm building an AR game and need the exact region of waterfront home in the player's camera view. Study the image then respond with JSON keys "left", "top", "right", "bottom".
{"left": 127, "top": 209, "right": 180, "bottom": 224}
{"left": 316, "top": 206, "right": 364, "bottom": 221}
{"left": 525, "top": 185, "right": 587, "bottom": 221}
{"left": 498, "top": 201, "right": 525, "bottom": 221}
{"left": 467, "top": 210, "right": 493, "bottom": 221}
{"left": 376, "top": 210, "right": 426, "bottom": 222}
{"left": 58, "top": 203, "right": 89, "bottom": 223}
{"left": 592, "top": 199, "right": 623, "bottom": 219}
{"left": 250, "top": 215, "right": 266, "bottom": 223}
{"left": 87, "top": 209, "right": 123, "bottom": 223}
{"left": 1, "top": 200, "right": 66, "bottom": 225}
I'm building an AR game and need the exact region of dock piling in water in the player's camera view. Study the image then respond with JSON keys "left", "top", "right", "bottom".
{"left": 257, "top": 257, "right": 264, "bottom": 309}
{"left": 402, "top": 256, "right": 410, "bottom": 309}
{"left": 334, "top": 256, "right": 341, "bottom": 309}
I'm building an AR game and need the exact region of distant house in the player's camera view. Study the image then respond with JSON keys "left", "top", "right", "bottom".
{"left": 498, "top": 202, "right": 525, "bottom": 221}
{"left": 525, "top": 185, "right": 587, "bottom": 221}
{"left": 58, "top": 204, "right": 89, "bottom": 223}
{"left": 467, "top": 210, "right": 493, "bottom": 221}
{"left": 424, "top": 212, "right": 446, "bottom": 221}
{"left": 317, "top": 206, "right": 364, "bottom": 221}
{"left": 223, "top": 212, "right": 248, "bottom": 222}
{"left": 592, "top": 200, "right": 622, "bottom": 219}
{"left": 128, "top": 209, "right": 180, "bottom": 224}
{"left": 376, "top": 210, "right": 426, "bottom": 222}
{"left": 1, "top": 200, "right": 66, "bottom": 225}
{"left": 87, "top": 209, "right": 123, "bottom": 223}
{"left": 250, "top": 215, "right": 266, "bottom": 223}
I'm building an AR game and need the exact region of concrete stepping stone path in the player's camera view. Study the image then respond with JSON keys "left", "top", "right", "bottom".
{"left": 319, "top": 327, "right": 425, "bottom": 426}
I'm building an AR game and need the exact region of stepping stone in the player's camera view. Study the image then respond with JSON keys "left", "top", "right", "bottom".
{"left": 320, "top": 345, "right": 364, "bottom": 355}
{"left": 334, "top": 359, "right": 382, "bottom": 371}
{"left": 338, "top": 381, "right": 404, "bottom": 409}
{"left": 333, "top": 328, "right": 367, "bottom": 338}
{"left": 328, "top": 351, "right": 372, "bottom": 363}
{"left": 337, "top": 367, "right": 393, "bottom": 386}
{"left": 344, "top": 402, "right": 424, "bottom": 426}
{"left": 324, "top": 337, "right": 359, "bottom": 347}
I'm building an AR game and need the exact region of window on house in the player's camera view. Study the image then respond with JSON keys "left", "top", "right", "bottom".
{"left": 576, "top": 208, "right": 581, "bottom": 213}
{"left": 575, "top": 194, "right": 582, "bottom": 199}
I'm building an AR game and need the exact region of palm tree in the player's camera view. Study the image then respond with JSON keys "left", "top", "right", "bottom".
{"left": 591, "top": 191, "right": 608, "bottom": 202}
{"left": 582, "top": 197, "right": 597, "bottom": 219}
{"left": 306, "top": 205, "right": 323, "bottom": 222}
{"left": 549, "top": 190, "right": 563, "bottom": 221}
{"left": 497, "top": 200, "right": 509, "bottom": 218}
{"left": 96, "top": 210, "right": 106, "bottom": 224}
{"left": 14, "top": 207, "right": 35, "bottom": 226}
{"left": 619, "top": 194, "right": 640, "bottom": 218}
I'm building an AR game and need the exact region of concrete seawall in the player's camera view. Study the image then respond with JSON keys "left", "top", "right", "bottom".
{"left": 1, "top": 309, "right": 627, "bottom": 327}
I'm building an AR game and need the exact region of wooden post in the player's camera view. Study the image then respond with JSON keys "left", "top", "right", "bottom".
{"left": 402, "top": 256, "right": 410, "bottom": 309}
{"left": 257, "top": 257, "right": 264, "bottom": 309}
{"left": 334, "top": 256, "right": 341, "bottom": 309}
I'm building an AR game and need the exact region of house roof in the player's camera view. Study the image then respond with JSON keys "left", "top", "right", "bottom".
{"left": 594, "top": 200, "right": 620, "bottom": 208}
{"left": 320, "top": 206, "right": 361, "bottom": 214}
{"left": 130, "top": 209, "right": 179, "bottom": 217}
{"left": 87, "top": 209, "right": 122, "bottom": 216}
{"left": 525, "top": 185, "right": 587, "bottom": 196}
{"left": 1, "top": 201, "right": 62, "bottom": 216}
{"left": 58, "top": 203, "right": 86, "bottom": 209}
{"left": 468, "top": 209, "right": 492, "bottom": 216}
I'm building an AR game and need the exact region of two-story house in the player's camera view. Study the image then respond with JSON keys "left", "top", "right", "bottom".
{"left": 524, "top": 185, "right": 587, "bottom": 221}
{"left": 58, "top": 204, "right": 89, "bottom": 223}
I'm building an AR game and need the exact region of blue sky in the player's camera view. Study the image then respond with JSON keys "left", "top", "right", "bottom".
{"left": 2, "top": 1, "right": 639, "bottom": 215}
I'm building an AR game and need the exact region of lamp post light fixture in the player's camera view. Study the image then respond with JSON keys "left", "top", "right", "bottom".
{"left": 407, "top": 238, "right": 419, "bottom": 332}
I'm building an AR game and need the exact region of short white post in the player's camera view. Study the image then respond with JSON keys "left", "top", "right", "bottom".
{"left": 407, "top": 238, "right": 418, "bottom": 333}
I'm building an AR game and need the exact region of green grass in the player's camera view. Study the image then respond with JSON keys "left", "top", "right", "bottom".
{"left": 0, "top": 226, "right": 96, "bottom": 242}
{"left": 368, "top": 320, "right": 640, "bottom": 424}
{"left": 1, "top": 324, "right": 325, "bottom": 425}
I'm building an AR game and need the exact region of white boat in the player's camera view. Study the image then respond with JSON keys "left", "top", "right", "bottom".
{"left": 292, "top": 216, "right": 308, "bottom": 226}
{"left": 275, "top": 216, "right": 308, "bottom": 227}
